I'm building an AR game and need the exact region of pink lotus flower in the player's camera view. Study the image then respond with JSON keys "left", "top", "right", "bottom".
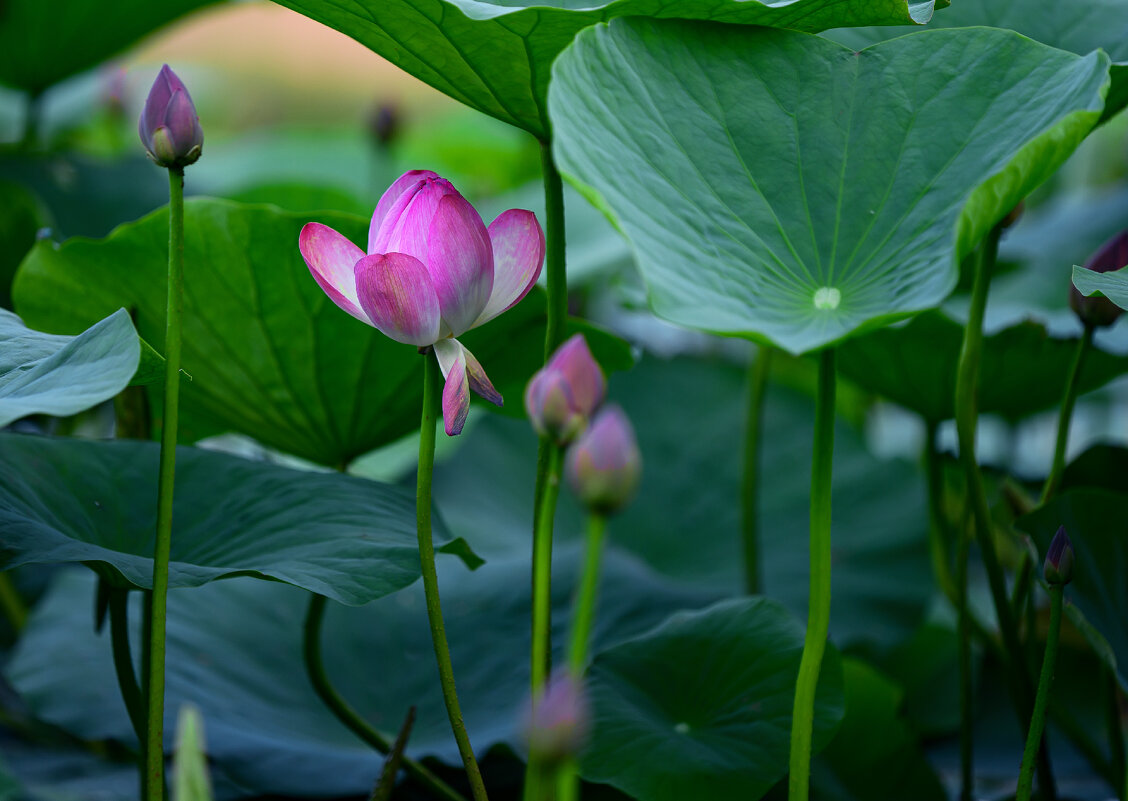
{"left": 525, "top": 333, "right": 605, "bottom": 445}
{"left": 138, "top": 64, "right": 203, "bottom": 169}
{"left": 566, "top": 405, "right": 641, "bottom": 515}
{"left": 300, "top": 170, "right": 545, "bottom": 435}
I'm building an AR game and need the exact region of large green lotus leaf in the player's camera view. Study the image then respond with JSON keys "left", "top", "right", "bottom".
{"left": 433, "top": 354, "right": 933, "bottom": 648}
{"left": 837, "top": 310, "right": 1128, "bottom": 423}
{"left": 269, "top": 0, "right": 939, "bottom": 138}
{"left": 1017, "top": 489, "right": 1128, "bottom": 691}
{"left": 810, "top": 659, "right": 945, "bottom": 801}
{"left": 0, "top": 0, "right": 224, "bottom": 94}
{"left": 0, "top": 308, "right": 156, "bottom": 427}
{"left": 549, "top": 21, "right": 1109, "bottom": 355}
{"left": 0, "top": 433, "right": 472, "bottom": 605}
{"left": 1073, "top": 264, "right": 1128, "bottom": 311}
{"left": 580, "top": 596, "right": 843, "bottom": 801}
{"left": 12, "top": 198, "right": 629, "bottom": 465}
{"left": 7, "top": 552, "right": 718, "bottom": 797}
{"left": 1061, "top": 443, "right": 1128, "bottom": 494}
{"left": 827, "top": 0, "right": 1128, "bottom": 123}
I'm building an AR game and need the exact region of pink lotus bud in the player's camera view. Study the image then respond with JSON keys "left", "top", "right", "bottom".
{"left": 525, "top": 334, "right": 606, "bottom": 444}
{"left": 522, "top": 671, "right": 590, "bottom": 765}
{"left": 1070, "top": 232, "right": 1128, "bottom": 328}
{"left": 138, "top": 65, "right": 203, "bottom": 169}
{"left": 566, "top": 405, "right": 640, "bottom": 515}
{"left": 368, "top": 102, "right": 401, "bottom": 149}
{"left": 1043, "top": 526, "right": 1074, "bottom": 585}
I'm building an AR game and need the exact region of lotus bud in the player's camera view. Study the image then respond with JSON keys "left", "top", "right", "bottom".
{"left": 1070, "top": 232, "right": 1128, "bottom": 328}
{"left": 566, "top": 405, "right": 640, "bottom": 515}
{"left": 1043, "top": 526, "right": 1074, "bottom": 586}
{"left": 522, "top": 671, "right": 590, "bottom": 766}
{"left": 139, "top": 65, "right": 203, "bottom": 169}
{"left": 368, "top": 102, "right": 401, "bottom": 149}
{"left": 525, "top": 334, "right": 605, "bottom": 445}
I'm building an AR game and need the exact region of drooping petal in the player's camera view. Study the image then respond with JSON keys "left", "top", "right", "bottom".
{"left": 368, "top": 169, "right": 440, "bottom": 253}
{"left": 433, "top": 338, "right": 469, "bottom": 436}
{"left": 473, "top": 209, "right": 545, "bottom": 327}
{"left": 461, "top": 343, "right": 503, "bottom": 406}
{"left": 299, "top": 223, "right": 368, "bottom": 323}
{"left": 428, "top": 194, "right": 493, "bottom": 336}
{"left": 354, "top": 252, "right": 441, "bottom": 346}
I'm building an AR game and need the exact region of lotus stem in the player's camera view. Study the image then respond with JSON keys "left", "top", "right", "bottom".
{"left": 540, "top": 142, "right": 567, "bottom": 359}
{"left": 741, "top": 346, "right": 772, "bottom": 594}
{"left": 144, "top": 165, "right": 185, "bottom": 801}
{"left": 568, "top": 513, "right": 607, "bottom": 675}
{"left": 417, "top": 355, "right": 489, "bottom": 801}
{"left": 301, "top": 594, "right": 466, "bottom": 801}
{"left": 788, "top": 347, "right": 836, "bottom": 801}
{"left": 1040, "top": 324, "right": 1093, "bottom": 504}
{"left": 956, "top": 505, "right": 974, "bottom": 801}
{"left": 20, "top": 90, "right": 42, "bottom": 151}
{"left": 531, "top": 442, "right": 564, "bottom": 696}
{"left": 1016, "top": 585, "right": 1063, "bottom": 801}
{"left": 955, "top": 224, "right": 1055, "bottom": 799}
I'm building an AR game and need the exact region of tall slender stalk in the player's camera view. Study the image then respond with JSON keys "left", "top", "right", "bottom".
{"left": 145, "top": 166, "right": 185, "bottom": 801}
{"left": 302, "top": 594, "right": 467, "bottom": 801}
{"left": 417, "top": 356, "right": 489, "bottom": 801}
{"left": 1016, "top": 585, "right": 1064, "bottom": 801}
{"left": 1040, "top": 325, "right": 1094, "bottom": 504}
{"left": 20, "top": 90, "right": 42, "bottom": 151}
{"left": 956, "top": 505, "right": 974, "bottom": 801}
{"left": 741, "top": 347, "right": 772, "bottom": 595}
{"left": 1109, "top": 668, "right": 1127, "bottom": 801}
{"left": 923, "top": 422, "right": 956, "bottom": 600}
{"left": 568, "top": 513, "right": 607, "bottom": 675}
{"left": 531, "top": 444, "right": 564, "bottom": 696}
{"left": 540, "top": 142, "right": 567, "bottom": 360}
{"left": 954, "top": 225, "right": 1054, "bottom": 798}
{"left": 788, "top": 348, "right": 836, "bottom": 801}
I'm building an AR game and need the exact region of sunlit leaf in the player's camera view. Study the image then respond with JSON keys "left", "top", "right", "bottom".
{"left": 269, "top": 0, "right": 941, "bottom": 137}
{"left": 13, "top": 198, "right": 629, "bottom": 465}
{"left": 550, "top": 21, "right": 1108, "bottom": 354}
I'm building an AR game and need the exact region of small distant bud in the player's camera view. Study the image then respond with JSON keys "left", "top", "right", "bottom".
{"left": 1070, "top": 232, "right": 1128, "bottom": 328}
{"left": 522, "top": 672, "right": 590, "bottom": 765}
{"left": 139, "top": 65, "right": 203, "bottom": 169}
{"left": 525, "top": 334, "right": 605, "bottom": 446}
{"left": 565, "top": 405, "right": 640, "bottom": 515}
{"left": 1043, "top": 526, "right": 1074, "bottom": 585}
{"left": 368, "top": 102, "right": 401, "bottom": 149}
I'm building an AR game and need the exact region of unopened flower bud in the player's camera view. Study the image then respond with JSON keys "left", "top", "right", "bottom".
{"left": 1070, "top": 232, "right": 1128, "bottom": 328}
{"left": 139, "top": 65, "right": 203, "bottom": 169}
{"left": 525, "top": 334, "right": 605, "bottom": 445}
{"left": 1043, "top": 526, "right": 1074, "bottom": 585}
{"left": 368, "top": 102, "right": 401, "bottom": 149}
{"left": 566, "top": 405, "right": 640, "bottom": 515}
{"left": 522, "top": 672, "right": 590, "bottom": 765}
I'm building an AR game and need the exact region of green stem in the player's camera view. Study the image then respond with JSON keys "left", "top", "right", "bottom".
{"left": 568, "top": 514, "right": 607, "bottom": 675}
{"left": 302, "top": 594, "right": 467, "bottom": 801}
{"left": 741, "top": 347, "right": 772, "bottom": 595}
{"left": 531, "top": 443, "right": 564, "bottom": 695}
{"left": 20, "top": 90, "right": 42, "bottom": 151}
{"left": 0, "top": 572, "right": 27, "bottom": 632}
{"left": 145, "top": 166, "right": 185, "bottom": 801}
{"left": 956, "top": 506, "right": 974, "bottom": 801}
{"left": 1109, "top": 669, "right": 1127, "bottom": 801}
{"left": 551, "top": 513, "right": 608, "bottom": 801}
{"left": 1016, "top": 586, "right": 1063, "bottom": 801}
{"left": 923, "top": 422, "right": 956, "bottom": 600}
{"left": 788, "top": 348, "right": 836, "bottom": 801}
{"left": 540, "top": 142, "right": 567, "bottom": 360}
{"left": 1040, "top": 325, "right": 1094, "bottom": 505}
{"left": 418, "top": 356, "right": 489, "bottom": 801}
{"left": 954, "top": 225, "right": 1057, "bottom": 795}
{"left": 109, "top": 588, "right": 145, "bottom": 746}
